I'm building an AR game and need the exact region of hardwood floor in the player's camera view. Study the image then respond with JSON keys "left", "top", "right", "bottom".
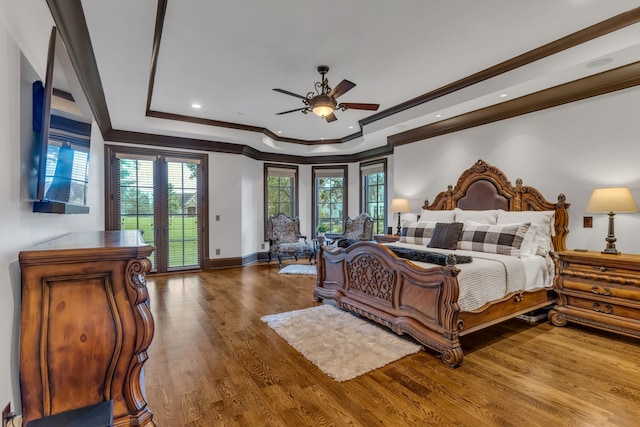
{"left": 144, "top": 263, "right": 640, "bottom": 426}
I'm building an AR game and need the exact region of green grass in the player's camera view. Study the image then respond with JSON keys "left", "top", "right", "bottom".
{"left": 121, "top": 215, "right": 199, "bottom": 268}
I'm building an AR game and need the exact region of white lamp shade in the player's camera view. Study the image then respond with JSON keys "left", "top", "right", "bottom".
{"left": 390, "top": 198, "right": 411, "bottom": 213}
{"left": 586, "top": 187, "right": 638, "bottom": 213}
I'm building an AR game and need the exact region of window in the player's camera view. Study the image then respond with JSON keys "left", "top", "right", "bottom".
{"left": 264, "top": 164, "right": 298, "bottom": 237}
{"left": 360, "top": 159, "right": 387, "bottom": 235}
{"left": 313, "top": 166, "right": 348, "bottom": 235}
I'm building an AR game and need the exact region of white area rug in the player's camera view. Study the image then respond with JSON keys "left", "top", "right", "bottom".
{"left": 261, "top": 304, "right": 423, "bottom": 382}
{"left": 278, "top": 264, "right": 317, "bottom": 275}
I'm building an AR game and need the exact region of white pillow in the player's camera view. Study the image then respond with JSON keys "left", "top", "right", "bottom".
{"left": 454, "top": 208, "right": 498, "bottom": 224}
{"left": 418, "top": 209, "right": 455, "bottom": 223}
{"left": 496, "top": 210, "right": 555, "bottom": 256}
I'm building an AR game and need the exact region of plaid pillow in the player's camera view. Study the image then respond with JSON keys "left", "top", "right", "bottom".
{"left": 399, "top": 221, "right": 437, "bottom": 246}
{"left": 458, "top": 222, "right": 531, "bottom": 256}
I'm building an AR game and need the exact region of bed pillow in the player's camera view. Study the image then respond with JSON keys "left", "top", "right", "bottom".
{"left": 496, "top": 210, "right": 555, "bottom": 256}
{"left": 453, "top": 208, "right": 498, "bottom": 224}
{"left": 427, "top": 222, "right": 463, "bottom": 250}
{"left": 418, "top": 209, "right": 455, "bottom": 223}
{"left": 399, "top": 221, "right": 437, "bottom": 246}
{"left": 458, "top": 221, "right": 531, "bottom": 256}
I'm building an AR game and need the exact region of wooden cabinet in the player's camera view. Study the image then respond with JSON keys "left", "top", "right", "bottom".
{"left": 373, "top": 234, "right": 401, "bottom": 243}
{"left": 19, "top": 231, "right": 155, "bottom": 426}
{"left": 549, "top": 250, "right": 640, "bottom": 338}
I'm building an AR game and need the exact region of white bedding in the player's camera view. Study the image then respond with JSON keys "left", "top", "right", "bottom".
{"left": 383, "top": 242, "right": 553, "bottom": 311}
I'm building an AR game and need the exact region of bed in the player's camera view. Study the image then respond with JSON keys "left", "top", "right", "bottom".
{"left": 314, "top": 160, "right": 570, "bottom": 367}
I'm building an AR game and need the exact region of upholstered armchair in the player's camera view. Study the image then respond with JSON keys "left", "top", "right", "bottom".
{"left": 267, "top": 213, "right": 314, "bottom": 268}
{"left": 330, "top": 213, "right": 374, "bottom": 247}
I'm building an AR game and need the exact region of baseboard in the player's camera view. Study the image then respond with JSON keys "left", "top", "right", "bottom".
{"left": 205, "top": 252, "right": 270, "bottom": 269}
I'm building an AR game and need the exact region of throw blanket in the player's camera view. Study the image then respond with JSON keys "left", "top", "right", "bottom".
{"left": 386, "top": 246, "right": 472, "bottom": 266}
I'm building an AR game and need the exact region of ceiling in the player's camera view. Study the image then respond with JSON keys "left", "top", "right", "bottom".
{"left": 71, "top": 1, "right": 640, "bottom": 157}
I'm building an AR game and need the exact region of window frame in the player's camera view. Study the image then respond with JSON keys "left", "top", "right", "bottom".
{"left": 264, "top": 163, "right": 299, "bottom": 241}
{"left": 360, "top": 158, "right": 387, "bottom": 236}
{"left": 312, "top": 165, "right": 349, "bottom": 238}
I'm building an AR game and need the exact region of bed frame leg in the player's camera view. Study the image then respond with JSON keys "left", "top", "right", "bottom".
{"left": 441, "top": 347, "right": 464, "bottom": 368}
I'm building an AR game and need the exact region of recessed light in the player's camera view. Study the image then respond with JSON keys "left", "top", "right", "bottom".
{"left": 348, "top": 126, "right": 354, "bottom": 129}
{"left": 499, "top": 93, "right": 508, "bottom": 98}
{"left": 277, "top": 130, "right": 283, "bottom": 134}
{"left": 586, "top": 58, "right": 613, "bottom": 69}
{"left": 435, "top": 114, "right": 442, "bottom": 118}
{"left": 191, "top": 103, "right": 202, "bottom": 109}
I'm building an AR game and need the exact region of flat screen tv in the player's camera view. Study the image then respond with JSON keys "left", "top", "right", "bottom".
{"left": 32, "top": 26, "right": 92, "bottom": 214}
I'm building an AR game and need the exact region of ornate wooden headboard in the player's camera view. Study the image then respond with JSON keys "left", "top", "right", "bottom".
{"left": 422, "top": 160, "right": 570, "bottom": 251}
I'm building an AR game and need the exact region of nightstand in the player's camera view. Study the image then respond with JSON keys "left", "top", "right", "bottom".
{"left": 549, "top": 250, "right": 640, "bottom": 338}
{"left": 374, "top": 234, "right": 400, "bottom": 243}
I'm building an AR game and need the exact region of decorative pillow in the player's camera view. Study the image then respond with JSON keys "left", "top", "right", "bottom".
{"left": 458, "top": 221, "right": 531, "bottom": 256}
{"left": 427, "top": 222, "right": 464, "bottom": 250}
{"left": 453, "top": 208, "right": 498, "bottom": 225}
{"left": 418, "top": 209, "right": 455, "bottom": 223}
{"left": 399, "top": 221, "right": 437, "bottom": 246}
{"left": 496, "top": 210, "right": 555, "bottom": 256}
{"left": 388, "top": 246, "right": 472, "bottom": 266}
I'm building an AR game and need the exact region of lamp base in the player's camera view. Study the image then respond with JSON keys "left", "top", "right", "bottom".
{"left": 601, "top": 247, "right": 621, "bottom": 255}
{"left": 601, "top": 212, "right": 621, "bottom": 255}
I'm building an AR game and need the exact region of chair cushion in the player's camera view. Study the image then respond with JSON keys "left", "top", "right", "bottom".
{"left": 277, "top": 242, "right": 311, "bottom": 254}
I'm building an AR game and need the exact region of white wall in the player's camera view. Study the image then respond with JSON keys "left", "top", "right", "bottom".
{"left": 0, "top": 20, "right": 105, "bottom": 412}
{"left": 209, "top": 153, "right": 244, "bottom": 258}
{"left": 241, "top": 156, "right": 261, "bottom": 257}
{"left": 394, "top": 86, "right": 640, "bottom": 253}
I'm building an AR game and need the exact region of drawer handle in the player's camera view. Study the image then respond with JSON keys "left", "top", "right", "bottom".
{"left": 592, "top": 302, "right": 613, "bottom": 314}
{"left": 591, "top": 285, "right": 612, "bottom": 296}
{"left": 599, "top": 266, "right": 607, "bottom": 272}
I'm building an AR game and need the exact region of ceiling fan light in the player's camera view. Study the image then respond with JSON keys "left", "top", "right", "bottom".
{"left": 310, "top": 95, "right": 336, "bottom": 117}
{"left": 312, "top": 104, "right": 334, "bottom": 117}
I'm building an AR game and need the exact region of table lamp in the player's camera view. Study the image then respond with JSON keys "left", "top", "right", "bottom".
{"left": 390, "top": 198, "right": 411, "bottom": 235}
{"left": 586, "top": 187, "right": 638, "bottom": 255}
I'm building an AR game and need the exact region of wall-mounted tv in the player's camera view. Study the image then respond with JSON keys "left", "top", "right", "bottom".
{"left": 32, "top": 27, "right": 93, "bottom": 214}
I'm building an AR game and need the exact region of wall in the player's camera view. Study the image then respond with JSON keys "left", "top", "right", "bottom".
{"left": 209, "top": 153, "right": 244, "bottom": 259}
{"left": 0, "top": 20, "right": 105, "bottom": 412}
{"left": 394, "top": 86, "right": 640, "bottom": 253}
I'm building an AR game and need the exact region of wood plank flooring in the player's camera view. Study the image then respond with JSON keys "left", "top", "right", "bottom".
{"left": 143, "top": 262, "right": 640, "bottom": 426}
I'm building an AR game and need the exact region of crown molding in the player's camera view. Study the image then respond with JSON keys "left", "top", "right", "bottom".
{"left": 47, "top": 1, "right": 640, "bottom": 164}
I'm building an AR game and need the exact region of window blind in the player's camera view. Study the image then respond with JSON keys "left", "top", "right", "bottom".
{"left": 267, "top": 166, "right": 297, "bottom": 178}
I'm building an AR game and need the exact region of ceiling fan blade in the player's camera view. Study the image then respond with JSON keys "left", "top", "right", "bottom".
{"left": 273, "top": 88, "right": 307, "bottom": 100}
{"left": 325, "top": 112, "right": 338, "bottom": 123}
{"left": 328, "top": 79, "right": 356, "bottom": 98}
{"left": 340, "top": 102, "right": 380, "bottom": 111}
{"left": 276, "top": 107, "right": 308, "bottom": 115}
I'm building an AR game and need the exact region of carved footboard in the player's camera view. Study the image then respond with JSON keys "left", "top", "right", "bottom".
{"left": 314, "top": 241, "right": 466, "bottom": 367}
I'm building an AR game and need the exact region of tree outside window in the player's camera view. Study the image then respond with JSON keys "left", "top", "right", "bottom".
{"left": 313, "top": 166, "right": 348, "bottom": 236}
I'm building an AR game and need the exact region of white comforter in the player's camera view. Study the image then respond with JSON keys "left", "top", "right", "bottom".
{"left": 384, "top": 242, "right": 552, "bottom": 312}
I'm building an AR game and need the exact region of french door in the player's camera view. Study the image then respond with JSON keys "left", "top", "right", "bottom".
{"left": 105, "top": 146, "right": 208, "bottom": 273}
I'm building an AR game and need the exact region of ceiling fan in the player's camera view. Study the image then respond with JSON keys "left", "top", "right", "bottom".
{"left": 273, "top": 65, "right": 380, "bottom": 123}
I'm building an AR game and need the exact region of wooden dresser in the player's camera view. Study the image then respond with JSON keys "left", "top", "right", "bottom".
{"left": 19, "top": 231, "right": 155, "bottom": 426}
{"left": 549, "top": 250, "right": 640, "bottom": 338}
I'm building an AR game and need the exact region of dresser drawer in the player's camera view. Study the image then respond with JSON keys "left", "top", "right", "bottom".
{"left": 566, "top": 295, "right": 640, "bottom": 321}
{"left": 560, "top": 278, "right": 640, "bottom": 302}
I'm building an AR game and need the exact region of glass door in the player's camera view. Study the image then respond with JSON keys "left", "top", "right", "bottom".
{"left": 106, "top": 147, "right": 207, "bottom": 273}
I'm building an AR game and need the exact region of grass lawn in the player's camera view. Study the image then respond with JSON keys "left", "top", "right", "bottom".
{"left": 121, "top": 215, "right": 199, "bottom": 267}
